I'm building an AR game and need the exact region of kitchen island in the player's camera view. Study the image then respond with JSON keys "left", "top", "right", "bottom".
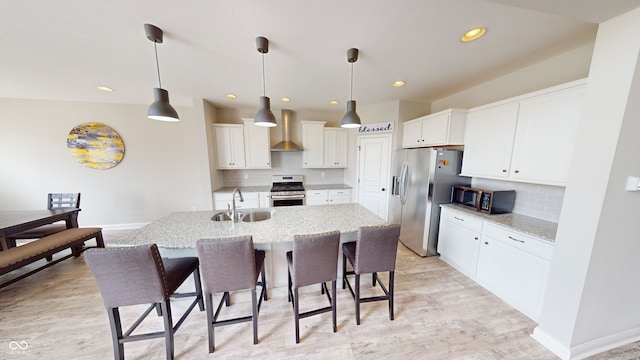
{"left": 110, "top": 204, "right": 387, "bottom": 296}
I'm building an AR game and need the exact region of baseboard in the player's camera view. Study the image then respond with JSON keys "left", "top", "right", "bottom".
{"left": 531, "top": 327, "right": 571, "bottom": 359}
{"left": 532, "top": 325, "right": 640, "bottom": 359}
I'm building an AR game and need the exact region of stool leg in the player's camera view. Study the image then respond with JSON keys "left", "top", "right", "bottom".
{"left": 331, "top": 280, "right": 337, "bottom": 333}
{"left": 193, "top": 268, "right": 204, "bottom": 311}
{"left": 161, "top": 300, "right": 174, "bottom": 360}
{"left": 342, "top": 253, "right": 347, "bottom": 289}
{"left": 251, "top": 288, "right": 259, "bottom": 345}
{"left": 294, "top": 288, "right": 300, "bottom": 343}
{"left": 206, "top": 294, "right": 215, "bottom": 353}
{"left": 107, "top": 307, "right": 124, "bottom": 360}
{"left": 372, "top": 272, "right": 376, "bottom": 286}
{"left": 261, "top": 262, "right": 268, "bottom": 301}
{"left": 355, "top": 274, "right": 361, "bottom": 325}
{"left": 389, "top": 271, "right": 395, "bottom": 321}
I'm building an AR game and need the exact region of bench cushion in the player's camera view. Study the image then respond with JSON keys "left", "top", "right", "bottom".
{"left": 0, "top": 227, "right": 102, "bottom": 270}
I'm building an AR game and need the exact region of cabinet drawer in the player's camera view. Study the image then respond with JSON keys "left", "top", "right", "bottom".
{"left": 306, "top": 190, "right": 328, "bottom": 197}
{"left": 483, "top": 223, "right": 553, "bottom": 260}
{"left": 328, "top": 189, "right": 350, "bottom": 196}
{"left": 215, "top": 192, "right": 260, "bottom": 201}
{"left": 440, "top": 208, "right": 483, "bottom": 233}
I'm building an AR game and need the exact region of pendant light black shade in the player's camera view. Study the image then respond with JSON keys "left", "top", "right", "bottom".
{"left": 144, "top": 24, "right": 179, "bottom": 122}
{"left": 255, "top": 36, "right": 277, "bottom": 127}
{"left": 341, "top": 48, "right": 361, "bottom": 128}
{"left": 148, "top": 88, "right": 179, "bottom": 122}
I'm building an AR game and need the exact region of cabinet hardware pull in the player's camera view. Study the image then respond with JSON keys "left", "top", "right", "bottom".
{"left": 502, "top": 169, "right": 507, "bottom": 173}
{"left": 508, "top": 236, "right": 525, "bottom": 243}
{"left": 474, "top": 237, "right": 478, "bottom": 240}
{"left": 454, "top": 216, "right": 464, "bottom": 221}
{"left": 381, "top": 188, "right": 386, "bottom": 191}
{"left": 484, "top": 241, "right": 489, "bottom": 245}
{"left": 514, "top": 170, "right": 520, "bottom": 174}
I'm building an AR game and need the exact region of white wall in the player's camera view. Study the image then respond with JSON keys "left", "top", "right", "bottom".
{"left": 0, "top": 98, "right": 213, "bottom": 228}
{"left": 431, "top": 42, "right": 594, "bottom": 112}
{"left": 532, "top": 7, "right": 640, "bottom": 359}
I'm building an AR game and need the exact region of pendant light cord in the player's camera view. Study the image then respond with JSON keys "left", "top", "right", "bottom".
{"left": 350, "top": 61, "right": 354, "bottom": 101}
{"left": 154, "top": 41, "right": 162, "bottom": 89}
{"left": 261, "top": 52, "right": 266, "bottom": 97}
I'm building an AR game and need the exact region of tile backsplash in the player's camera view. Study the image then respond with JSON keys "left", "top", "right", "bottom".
{"left": 471, "top": 178, "right": 564, "bottom": 223}
{"left": 222, "top": 152, "right": 344, "bottom": 187}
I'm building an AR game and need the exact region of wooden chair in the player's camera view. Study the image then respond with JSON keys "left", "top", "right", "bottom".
{"left": 84, "top": 244, "right": 204, "bottom": 360}
{"left": 287, "top": 230, "right": 341, "bottom": 343}
{"left": 342, "top": 224, "right": 401, "bottom": 325}
{"left": 196, "top": 236, "right": 267, "bottom": 353}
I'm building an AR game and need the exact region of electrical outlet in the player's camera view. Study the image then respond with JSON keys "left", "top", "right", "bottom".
{"left": 244, "top": 173, "right": 249, "bottom": 179}
{"left": 321, "top": 172, "right": 325, "bottom": 178}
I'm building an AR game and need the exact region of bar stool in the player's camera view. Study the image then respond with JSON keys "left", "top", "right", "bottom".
{"left": 84, "top": 244, "right": 204, "bottom": 360}
{"left": 342, "top": 224, "right": 401, "bottom": 325}
{"left": 287, "top": 230, "right": 341, "bottom": 343}
{"left": 196, "top": 235, "right": 267, "bottom": 353}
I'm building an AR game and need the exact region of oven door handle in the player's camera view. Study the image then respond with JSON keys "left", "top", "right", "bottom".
{"left": 271, "top": 195, "right": 305, "bottom": 200}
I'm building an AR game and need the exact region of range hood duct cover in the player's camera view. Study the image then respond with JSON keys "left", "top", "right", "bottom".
{"left": 271, "top": 109, "right": 302, "bottom": 151}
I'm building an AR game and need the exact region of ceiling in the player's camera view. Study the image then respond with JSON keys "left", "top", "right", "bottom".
{"left": 1, "top": 0, "right": 638, "bottom": 113}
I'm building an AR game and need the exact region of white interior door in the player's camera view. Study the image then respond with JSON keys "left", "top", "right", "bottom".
{"left": 357, "top": 134, "right": 392, "bottom": 221}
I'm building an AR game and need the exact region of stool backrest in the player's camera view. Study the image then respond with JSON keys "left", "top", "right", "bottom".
{"left": 196, "top": 235, "right": 257, "bottom": 294}
{"left": 84, "top": 244, "right": 168, "bottom": 308}
{"left": 355, "top": 224, "right": 401, "bottom": 274}
{"left": 292, "top": 230, "right": 341, "bottom": 288}
{"left": 48, "top": 193, "right": 81, "bottom": 209}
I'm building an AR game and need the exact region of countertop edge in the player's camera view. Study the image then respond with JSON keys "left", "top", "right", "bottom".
{"left": 440, "top": 204, "right": 557, "bottom": 243}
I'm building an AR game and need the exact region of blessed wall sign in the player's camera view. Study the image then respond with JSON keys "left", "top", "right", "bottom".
{"left": 357, "top": 122, "right": 394, "bottom": 134}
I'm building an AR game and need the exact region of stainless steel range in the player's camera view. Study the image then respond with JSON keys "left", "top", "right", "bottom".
{"left": 270, "top": 175, "right": 305, "bottom": 207}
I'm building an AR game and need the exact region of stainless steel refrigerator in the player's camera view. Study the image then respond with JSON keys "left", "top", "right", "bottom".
{"left": 389, "top": 148, "right": 471, "bottom": 257}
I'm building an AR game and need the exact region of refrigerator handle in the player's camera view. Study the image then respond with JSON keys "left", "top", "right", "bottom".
{"left": 400, "top": 162, "right": 409, "bottom": 205}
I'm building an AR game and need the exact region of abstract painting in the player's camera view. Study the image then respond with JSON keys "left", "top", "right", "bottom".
{"left": 67, "top": 122, "right": 125, "bottom": 169}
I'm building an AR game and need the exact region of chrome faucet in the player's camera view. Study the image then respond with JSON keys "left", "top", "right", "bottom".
{"left": 230, "top": 188, "right": 244, "bottom": 222}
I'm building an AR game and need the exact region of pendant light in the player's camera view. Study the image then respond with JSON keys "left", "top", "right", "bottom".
{"left": 341, "top": 48, "right": 361, "bottom": 128}
{"left": 144, "top": 24, "right": 179, "bottom": 122}
{"left": 254, "top": 36, "right": 277, "bottom": 127}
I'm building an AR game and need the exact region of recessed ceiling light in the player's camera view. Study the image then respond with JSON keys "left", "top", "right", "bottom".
{"left": 461, "top": 27, "right": 487, "bottom": 42}
{"left": 392, "top": 81, "right": 406, "bottom": 87}
{"left": 96, "top": 86, "right": 114, "bottom": 92}
{"left": 281, "top": 97, "right": 291, "bottom": 102}
{"left": 225, "top": 93, "right": 237, "bottom": 99}
{"left": 329, "top": 100, "right": 339, "bottom": 105}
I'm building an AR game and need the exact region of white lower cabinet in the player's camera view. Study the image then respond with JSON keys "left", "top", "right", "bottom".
{"left": 214, "top": 192, "right": 260, "bottom": 211}
{"left": 305, "top": 189, "right": 352, "bottom": 205}
{"left": 437, "top": 207, "right": 483, "bottom": 279}
{"left": 476, "top": 223, "right": 553, "bottom": 321}
{"left": 437, "top": 207, "right": 553, "bottom": 321}
{"left": 259, "top": 192, "right": 271, "bottom": 208}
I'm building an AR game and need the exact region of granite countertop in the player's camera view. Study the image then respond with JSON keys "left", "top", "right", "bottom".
{"left": 214, "top": 186, "right": 271, "bottom": 193}
{"left": 305, "top": 184, "right": 352, "bottom": 190}
{"left": 110, "top": 203, "right": 386, "bottom": 249}
{"left": 440, "top": 204, "right": 558, "bottom": 243}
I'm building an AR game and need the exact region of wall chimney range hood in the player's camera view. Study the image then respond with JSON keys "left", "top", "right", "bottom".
{"left": 271, "top": 109, "right": 302, "bottom": 151}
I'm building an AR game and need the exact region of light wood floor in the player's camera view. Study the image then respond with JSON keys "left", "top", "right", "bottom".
{"left": 2, "top": 232, "right": 639, "bottom": 359}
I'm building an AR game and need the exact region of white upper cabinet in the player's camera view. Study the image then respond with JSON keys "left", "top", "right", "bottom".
{"left": 302, "top": 121, "right": 325, "bottom": 168}
{"left": 461, "top": 102, "right": 519, "bottom": 179}
{"left": 324, "top": 128, "right": 348, "bottom": 168}
{"left": 461, "top": 79, "right": 586, "bottom": 186}
{"left": 402, "top": 109, "right": 467, "bottom": 148}
{"left": 242, "top": 119, "right": 271, "bottom": 169}
{"left": 213, "top": 124, "right": 246, "bottom": 169}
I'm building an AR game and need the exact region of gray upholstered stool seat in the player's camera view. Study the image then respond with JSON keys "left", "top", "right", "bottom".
{"left": 342, "top": 224, "right": 401, "bottom": 325}
{"left": 286, "top": 230, "right": 341, "bottom": 343}
{"left": 84, "top": 244, "right": 204, "bottom": 360}
{"left": 196, "top": 235, "right": 267, "bottom": 353}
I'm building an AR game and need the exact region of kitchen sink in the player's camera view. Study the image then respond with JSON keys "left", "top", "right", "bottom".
{"left": 211, "top": 212, "right": 232, "bottom": 221}
{"left": 241, "top": 211, "right": 272, "bottom": 222}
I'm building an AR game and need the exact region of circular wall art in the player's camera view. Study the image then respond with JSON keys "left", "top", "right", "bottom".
{"left": 67, "top": 122, "right": 125, "bottom": 169}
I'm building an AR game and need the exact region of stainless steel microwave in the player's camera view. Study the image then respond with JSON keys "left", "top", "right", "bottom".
{"left": 451, "top": 186, "right": 515, "bottom": 214}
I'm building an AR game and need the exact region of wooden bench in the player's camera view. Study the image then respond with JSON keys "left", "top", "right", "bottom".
{"left": 0, "top": 227, "right": 104, "bottom": 289}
